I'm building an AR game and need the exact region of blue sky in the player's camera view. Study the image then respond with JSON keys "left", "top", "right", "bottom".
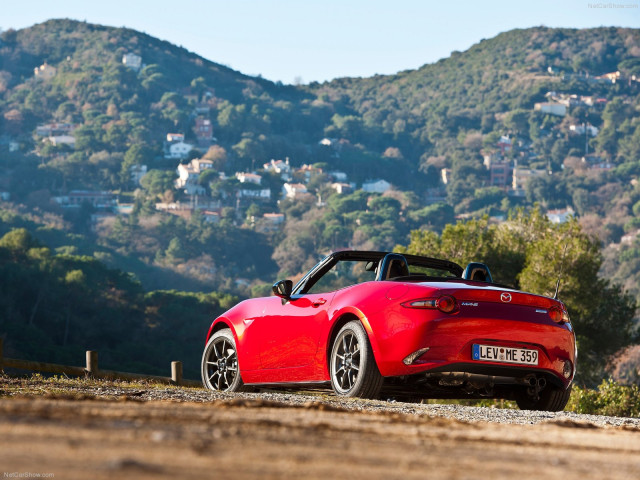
{"left": 2, "top": 0, "right": 639, "bottom": 84}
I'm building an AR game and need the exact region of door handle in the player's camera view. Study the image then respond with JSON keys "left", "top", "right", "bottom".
{"left": 312, "top": 298, "right": 327, "bottom": 307}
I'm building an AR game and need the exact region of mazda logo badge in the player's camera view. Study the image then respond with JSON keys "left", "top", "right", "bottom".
{"left": 500, "top": 292, "right": 512, "bottom": 303}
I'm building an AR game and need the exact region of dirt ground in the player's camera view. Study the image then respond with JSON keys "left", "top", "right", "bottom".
{"left": 0, "top": 395, "right": 639, "bottom": 480}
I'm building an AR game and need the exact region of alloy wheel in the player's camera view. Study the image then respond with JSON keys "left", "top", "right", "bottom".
{"left": 332, "top": 331, "right": 361, "bottom": 393}
{"left": 204, "top": 337, "right": 239, "bottom": 390}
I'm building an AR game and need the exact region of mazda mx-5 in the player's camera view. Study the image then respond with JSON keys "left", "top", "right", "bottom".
{"left": 201, "top": 251, "right": 576, "bottom": 411}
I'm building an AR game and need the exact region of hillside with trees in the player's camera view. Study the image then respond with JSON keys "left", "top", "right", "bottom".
{"left": 0, "top": 228, "right": 235, "bottom": 378}
{"left": 0, "top": 20, "right": 639, "bottom": 382}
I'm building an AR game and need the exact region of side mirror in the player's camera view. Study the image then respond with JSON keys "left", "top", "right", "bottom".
{"left": 272, "top": 279, "right": 293, "bottom": 299}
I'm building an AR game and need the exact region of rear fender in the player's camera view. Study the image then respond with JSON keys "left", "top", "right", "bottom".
{"left": 329, "top": 306, "right": 381, "bottom": 366}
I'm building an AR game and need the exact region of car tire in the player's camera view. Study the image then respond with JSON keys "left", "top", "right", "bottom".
{"left": 330, "top": 320, "right": 383, "bottom": 399}
{"left": 201, "top": 329, "right": 251, "bottom": 392}
{"left": 516, "top": 384, "right": 572, "bottom": 412}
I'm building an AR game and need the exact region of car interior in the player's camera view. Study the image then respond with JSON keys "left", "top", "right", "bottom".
{"left": 375, "top": 253, "right": 410, "bottom": 281}
{"left": 461, "top": 262, "right": 493, "bottom": 283}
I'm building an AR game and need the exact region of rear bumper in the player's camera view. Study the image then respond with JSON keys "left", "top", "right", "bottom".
{"left": 369, "top": 310, "right": 576, "bottom": 388}
{"left": 420, "top": 362, "right": 568, "bottom": 389}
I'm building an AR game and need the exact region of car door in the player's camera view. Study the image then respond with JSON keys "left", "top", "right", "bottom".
{"left": 251, "top": 292, "right": 335, "bottom": 369}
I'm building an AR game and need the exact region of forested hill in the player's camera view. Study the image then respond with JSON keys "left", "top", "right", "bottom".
{"left": 0, "top": 18, "right": 302, "bottom": 100}
{"left": 312, "top": 27, "right": 638, "bottom": 160}
{"left": 0, "top": 21, "right": 639, "bottom": 298}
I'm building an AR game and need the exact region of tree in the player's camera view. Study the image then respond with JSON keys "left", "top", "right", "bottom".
{"left": 518, "top": 219, "right": 636, "bottom": 384}
{"left": 0, "top": 228, "right": 40, "bottom": 253}
{"left": 140, "top": 170, "right": 175, "bottom": 197}
{"left": 408, "top": 203, "right": 455, "bottom": 230}
{"left": 120, "top": 144, "right": 155, "bottom": 186}
{"left": 231, "top": 137, "right": 263, "bottom": 171}
{"left": 165, "top": 237, "right": 185, "bottom": 262}
{"left": 74, "top": 124, "right": 103, "bottom": 151}
{"left": 203, "top": 145, "right": 228, "bottom": 170}
{"left": 382, "top": 147, "right": 404, "bottom": 159}
{"left": 503, "top": 109, "right": 529, "bottom": 134}
{"left": 398, "top": 209, "right": 637, "bottom": 384}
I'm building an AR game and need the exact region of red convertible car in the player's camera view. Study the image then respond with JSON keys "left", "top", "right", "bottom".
{"left": 201, "top": 251, "right": 576, "bottom": 411}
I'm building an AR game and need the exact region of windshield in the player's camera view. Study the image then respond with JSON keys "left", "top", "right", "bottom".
{"left": 306, "top": 259, "right": 376, "bottom": 294}
{"left": 293, "top": 251, "right": 463, "bottom": 295}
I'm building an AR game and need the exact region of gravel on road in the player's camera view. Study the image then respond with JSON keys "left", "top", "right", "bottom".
{"left": 2, "top": 375, "right": 639, "bottom": 429}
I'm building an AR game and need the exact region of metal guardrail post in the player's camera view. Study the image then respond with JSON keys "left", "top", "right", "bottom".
{"left": 171, "top": 361, "right": 183, "bottom": 385}
{"left": 86, "top": 350, "right": 98, "bottom": 376}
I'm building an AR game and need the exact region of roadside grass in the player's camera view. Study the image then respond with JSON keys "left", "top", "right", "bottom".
{"left": 423, "top": 398, "right": 518, "bottom": 409}
{"left": 0, "top": 373, "right": 202, "bottom": 397}
{"left": 425, "top": 380, "right": 640, "bottom": 417}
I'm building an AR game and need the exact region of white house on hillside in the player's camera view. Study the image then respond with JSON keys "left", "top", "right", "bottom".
{"left": 130, "top": 165, "right": 148, "bottom": 186}
{"left": 191, "top": 159, "right": 214, "bottom": 172}
{"left": 283, "top": 183, "right": 307, "bottom": 199}
{"left": 236, "top": 172, "right": 262, "bottom": 184}
{"left": 175, "top": 158, "right": 213, "bottom": 195}
{"left": 166, "top": 141, "right": 194, "bottom": 159}
{"left": 166, "top": 133, "right": 185, "bottom": 143}
{"left": 362, "top": 179, "right": 391, "bottom": 193}
{"left": 331, "top": 183, "right": 353, "bottom": 194}
{"left": 512, "top": 165, "right": 546, "bottom": 194}
{"left": 263, "top": 158, "right": 292, "bottom": 180}
{"left": 122, "top": 53, "right": 142, "bottom": 71}
{"left": 534, "top": 102, "right": 566, "bottom": 117}
{"left": 547, "top": 207, "right": 575, "bottom": 224}
{"left": 45, "top": 135, "right": 76, "bottom": 148}
{"left": 569, "top": 124, "right": 599, "bottom": 137}
{"left": 238, "top": 188, "right": 271, "bottom": 200}
{"left": 34, "top": 63, "right": 56, "bottom": 80}
{"left": 328, "top": 171, "right": 348, "bottom": 182}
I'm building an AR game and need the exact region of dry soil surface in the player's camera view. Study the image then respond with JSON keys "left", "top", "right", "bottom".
{"left": 0, "top": 380, "right": 639, "bottom": 479}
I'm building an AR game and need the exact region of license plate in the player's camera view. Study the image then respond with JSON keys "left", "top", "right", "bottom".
{"left": 472, "top": 344, "right": 538, "bottom": 365}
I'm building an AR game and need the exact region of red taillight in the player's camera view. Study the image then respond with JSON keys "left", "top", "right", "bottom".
{"left": 549, "top": 306, "right": 569, "bottom": 324}
{"left": 402, "top": 295, "right": 458, "bottom": 314}
{"left": 436, "top": 295, "right": 457, "bottom": 313}
{"left": 402, "top": 299, "right": 437, "bottom": 308}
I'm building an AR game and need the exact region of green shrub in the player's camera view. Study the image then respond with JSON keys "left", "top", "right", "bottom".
{"left": 566, "top": 379, "right": 640, "bottom": 417}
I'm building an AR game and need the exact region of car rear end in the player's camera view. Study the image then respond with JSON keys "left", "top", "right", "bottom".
{"left": 366, "top": 282, "right": 576, "bottom": 396}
